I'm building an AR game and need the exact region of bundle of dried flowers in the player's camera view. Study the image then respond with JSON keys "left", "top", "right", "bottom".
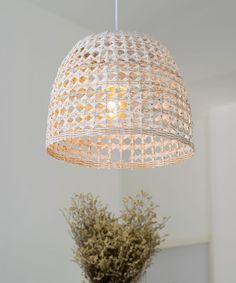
{"left": 63, "top": 191, "right": 167, "bottom": 283}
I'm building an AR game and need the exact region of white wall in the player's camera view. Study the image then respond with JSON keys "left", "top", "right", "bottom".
{"left": 209, "top": 103, "right": 236, "bottom": 283}
{"left": 147, "top": 244, "right": 209, "bottom": 283}
{"left": 0, "top": 1, "right": 121, "bottom": 283}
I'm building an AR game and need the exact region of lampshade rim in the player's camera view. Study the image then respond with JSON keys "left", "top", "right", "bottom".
{"left": 46, "top": 127, "right": 194, "bottom": 150}
{"left": 47, "top": 147, "right": 194, "bottom": 169}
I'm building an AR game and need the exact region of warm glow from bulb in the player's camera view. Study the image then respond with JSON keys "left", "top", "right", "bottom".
{"left": 107, "top": 113, "right": 116, "bottom": 120}
{"left": 118, "top": 86, "right": 127, "bottom": 97}
{"left": 107, "top": 86, "right": 115, "bottom": 92}
{"left": 119, "top": 112, "right": 126, "bottom": 119}
{"left": 107, "top": 101, "right": 116, "bottom": 110}
{"left": 119, "top": 101, "right": 127, "bottom": 108}
{"left": 107, "top": 86, "right": 116, "bottom": 98}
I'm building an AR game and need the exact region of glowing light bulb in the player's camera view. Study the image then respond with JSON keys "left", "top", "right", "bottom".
{"left": 107, "top": 100, "right": 117, "bottom": 120}
{"left": 107, "top": 101, "right": 116, "bottom": 110}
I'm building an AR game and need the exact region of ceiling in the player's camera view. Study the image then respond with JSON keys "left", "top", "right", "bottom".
{"left": 28, "top": 0, "right": 236, "bottom": 112}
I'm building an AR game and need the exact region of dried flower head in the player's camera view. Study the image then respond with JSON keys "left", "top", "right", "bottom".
{"left": 63, "top": 191, "right": 167, "bottom": 283}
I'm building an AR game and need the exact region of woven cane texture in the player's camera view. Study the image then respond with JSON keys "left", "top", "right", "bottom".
{"left": 46, "top": 31, "right": 194, "bottom": 168}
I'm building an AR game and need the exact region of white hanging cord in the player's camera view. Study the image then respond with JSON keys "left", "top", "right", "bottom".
{"left": 115, "top": 0, "right": 119, "bottom": 31}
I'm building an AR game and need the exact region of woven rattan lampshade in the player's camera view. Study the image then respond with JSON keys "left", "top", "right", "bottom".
{"left": 46, "top": 31, "right": 194, "bottom": 168}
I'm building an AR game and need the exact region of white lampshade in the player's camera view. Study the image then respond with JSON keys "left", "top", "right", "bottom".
{"left": 46, "top": 31, "right": 194, "bottom": 168}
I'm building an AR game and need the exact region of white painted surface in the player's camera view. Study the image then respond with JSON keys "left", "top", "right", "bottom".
{"left": 148, "top": 244, "right": 209, "bottom": 283}
{"left": 209, "top": 103, "right": 236, "bottom": 283}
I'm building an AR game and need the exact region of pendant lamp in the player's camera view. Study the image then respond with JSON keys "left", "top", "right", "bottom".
{"left": 46, "top": 0, "right": 194, "bottom": 168}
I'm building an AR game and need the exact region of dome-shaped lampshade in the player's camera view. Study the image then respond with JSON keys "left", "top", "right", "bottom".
{"left": 46, "top": 31, "right": 194, "bottom": 168}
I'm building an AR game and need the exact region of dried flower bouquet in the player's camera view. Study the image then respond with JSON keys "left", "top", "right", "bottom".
{"left": 64, "top": 191, "right": 167, "bottom": 283}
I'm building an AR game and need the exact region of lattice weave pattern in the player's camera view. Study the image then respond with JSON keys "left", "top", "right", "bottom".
{"left": 46, "top": 31, "right": 194, "bottom": 168}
